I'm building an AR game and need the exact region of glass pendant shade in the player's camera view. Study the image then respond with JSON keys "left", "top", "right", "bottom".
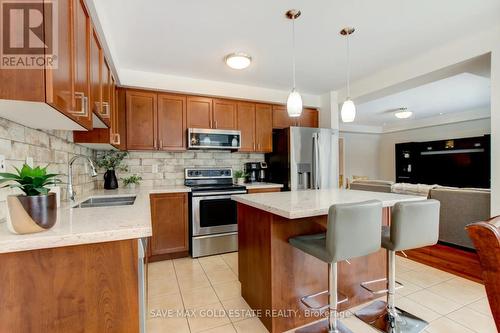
{"left": 341, "top": 98, "right": 356, "bottom": 123}
{"left": 287, "top": 89, "right": 303, "bottom": 117}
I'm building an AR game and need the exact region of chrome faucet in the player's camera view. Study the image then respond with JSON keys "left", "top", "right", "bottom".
{"left": 68, "top": 155, "right": 98, "bottom": 201}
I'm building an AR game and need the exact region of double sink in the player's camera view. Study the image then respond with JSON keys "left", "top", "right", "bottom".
{"left": 73, "top": 195, "right": 137, "bottom": 208}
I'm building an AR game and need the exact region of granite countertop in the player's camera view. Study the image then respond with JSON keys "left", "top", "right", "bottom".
{"left": 244, "top": 182, "right": 284, "bottom": 190}
{"left": 0, "top": 186, "right": 191, "bottom": 254}
{"left": 232, "top": 188, "right": 426, "bottom": 219}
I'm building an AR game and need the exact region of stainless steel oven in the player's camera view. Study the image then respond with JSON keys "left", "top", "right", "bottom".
{"left": 192, "top": 190, "right": 246, "bottom": 236}
{"left": 185, "top": 168, "right": 246, "bottom": 257}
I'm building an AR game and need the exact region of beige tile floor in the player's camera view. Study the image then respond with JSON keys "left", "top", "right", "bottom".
{"left": 147, "top": 253, "right": 496, "bottom": 333}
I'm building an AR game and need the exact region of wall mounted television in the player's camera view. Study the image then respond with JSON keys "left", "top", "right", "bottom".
{"left": 395, "top": 135, "right": 490, "bottom": 188}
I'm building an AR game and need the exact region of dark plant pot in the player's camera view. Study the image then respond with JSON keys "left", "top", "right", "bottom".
{"left": 104, "top": 169, "right": 118, "bottom": 189}
{"left": 6, "top": 192, "right": 57, "bottom": 234}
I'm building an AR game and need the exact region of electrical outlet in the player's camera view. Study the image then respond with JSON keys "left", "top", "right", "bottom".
{"left": 152, "top": 164, "right": 159, "bottom": 173}
{"left": 26, "top": 156, "right": 33, "bottom": 167}
{"left": 0, "top": 155, "right": 5, "bottom": 172}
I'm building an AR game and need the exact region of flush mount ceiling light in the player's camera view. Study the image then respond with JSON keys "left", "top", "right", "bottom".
{"left": 340, "top": 27, "right": 356, "bottom": 123}
{"left": 225, "top": 53, "right": 252, "bottom": 69}
{"left": 286, "top": 9, "right": 303, "bottom": 118}
{"left": 394, "top": 107, "right": 413, "bottom": 119}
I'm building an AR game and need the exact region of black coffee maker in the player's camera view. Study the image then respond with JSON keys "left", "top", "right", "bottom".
{"left": 244, "top": 162, "right": 268, "bottom": 183}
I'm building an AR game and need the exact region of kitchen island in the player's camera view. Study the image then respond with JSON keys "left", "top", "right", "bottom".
{"left": 232, "top": 189, "right": 425, "bottom": 333}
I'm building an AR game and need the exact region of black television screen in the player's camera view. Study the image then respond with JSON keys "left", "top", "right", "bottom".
{"left": 418, "top": 148, "right": 490, "bottom": 188}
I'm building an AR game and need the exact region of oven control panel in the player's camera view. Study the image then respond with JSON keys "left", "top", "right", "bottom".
{"left": 185, "top": 168, "right": 233, "bottom": 179}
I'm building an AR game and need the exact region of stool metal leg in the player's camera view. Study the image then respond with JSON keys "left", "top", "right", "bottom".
{"left": 327, "top": 263, "right": 352, "bottom": 333}
{"left": 355, "top": 250, "right": 429, "bottom": 333}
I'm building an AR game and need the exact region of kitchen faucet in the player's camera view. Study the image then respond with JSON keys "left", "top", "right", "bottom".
{"left": 68, "top": 155, "right": 98, "bottom": 201}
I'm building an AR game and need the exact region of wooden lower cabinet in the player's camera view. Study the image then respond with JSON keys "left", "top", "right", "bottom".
{"left": 247, "top": 187, "right": 281, "bottom": 194}
{"left": 0, "top": 240, "right": 139, "bottom": 332}
{"left": 149, "top": 193, "right": 189, "bottom": 261}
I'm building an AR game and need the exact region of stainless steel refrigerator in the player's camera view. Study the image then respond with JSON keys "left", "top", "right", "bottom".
{"left": 265, "top": 127, "right": 339, "bottom": 191}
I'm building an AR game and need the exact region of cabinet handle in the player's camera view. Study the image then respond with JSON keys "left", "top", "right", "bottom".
{"left": 253, "top": 142, "right": 255, "bottom": 151}
{"left": 214, "top": 120, "right": 218, "bottom": 129}
{"left": 72, "top": 92, "right": 88, "bottom": 117}
{"left": 159, "top": 140, "right": 163, "bottom": 149}
{"left": 113, "top": 133, "right": 120, "bottom": 145}
{"left": 258, "top": 143, "right": 261, "bottom": 150}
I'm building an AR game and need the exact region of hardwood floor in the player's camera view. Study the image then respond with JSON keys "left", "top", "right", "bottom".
{"left": 402, "top": 243, "right": 483, "bottom": 283}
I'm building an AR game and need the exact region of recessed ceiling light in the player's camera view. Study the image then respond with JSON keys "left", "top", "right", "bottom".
{"left": 394, "top": 107, "right": 413, "bottom": 119}
{"left": 225, "top": 53, "right": 252, "bottom": 70}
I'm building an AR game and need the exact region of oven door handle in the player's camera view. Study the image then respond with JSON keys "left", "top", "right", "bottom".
{"left": 192, "top": 190, "right": 247, "bottom": 197}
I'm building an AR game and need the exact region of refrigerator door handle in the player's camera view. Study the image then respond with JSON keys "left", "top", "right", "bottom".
{"left": 312, "top": 133, "right": 320, "bottom": 189}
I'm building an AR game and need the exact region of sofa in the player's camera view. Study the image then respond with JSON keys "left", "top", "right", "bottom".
{"left": 429, "top": 187, "right": 490, "bottom": 249}
{"left": 349, "top": 179, "right": 491, "bottom": 250}
{"left": 349, "top": 180, "right": 394, "bottom": 193}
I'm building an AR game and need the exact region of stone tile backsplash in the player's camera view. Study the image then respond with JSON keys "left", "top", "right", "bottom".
{"left": 0, "top": 117, "right": 96, "bottom": 221}
{"left": 95, "top": 150, "right": 265, "bottom": 188}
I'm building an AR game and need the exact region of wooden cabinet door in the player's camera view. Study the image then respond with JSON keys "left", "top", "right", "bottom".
{"left": 90, "top": 29, "right": 102, "bottom": 118}
{"left": 187, "top": 96, "right": 212, "bottom": 128}
{"left": 299, "top": 108, "right": 319, "bottom": 128}
{"left": 213, "top": 99, "right": 237, "bottom": 129}
{"left": 116, "top": 88, "right": 127, "bottom": 150}
{"left": 100, "top": 59, "right": 111, "bottom": 126}
{"left": 237, "top": 102, "right": 256, "bottom": 152}
{"left": 71, "top": 0, "right": 92, "bottom": 130}
{"left": 255, "top": 104, "right": 273, "bottom": 152}
{"left": 150, "top": 193, "right": 189, "bottom": 256}
{"left": 45, "top": 0, "right": 73, "bottom": 117}
{"left": 272, "top": 106, "right": 297, "bottom": 129}
{"left": 158, "top": 93, "right": 187, "bottom": 151}
{"left": 126, "top": 90, "right": 157, "bottom": 150}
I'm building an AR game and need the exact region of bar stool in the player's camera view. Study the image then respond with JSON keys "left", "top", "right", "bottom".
{"left": 355, "top": 199, "right": 440, "bottom": 333}
{"left": 289, "top": 200, "right": 383, "bottom": 333}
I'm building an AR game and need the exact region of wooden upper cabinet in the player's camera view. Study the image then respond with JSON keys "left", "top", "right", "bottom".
{"left": 70, "top": 0, "right": 92, "bottom": 129}
{"left": 90, "top": 29, "right": 102, "bottom": 118}
{"left": 126, "top": 90, "right": 157, "bottom": 150}
{"left": 45, "top": 0, "right": 73, "bottom": 117}
{"left": 158, "top": 94, "right": 187, "bottom": 151}
{"left": 272, "top": 105, "right": 297, "bottom": 129}
{"left": 299, "top": 108, "right": 319, "bottom": 128}
{"left": 116, "top": 88, "right": 127, "bottom": 150}
{"left": 100, "top": 59, "right": 111, "bottom": 126}
{"left": 150, "top": 193, "right": 189, "bottom": 257}
{"left": 237, "top": 102, "right": 256, "bottom": 152}
{"left": 212, "top": 99, "right": 237, "bottom": 129}
{"left": 186, "top": 96, "right": 212, "bottom": 129}
{"left": 255, "top": 104, "right": 273, "bottom": 152}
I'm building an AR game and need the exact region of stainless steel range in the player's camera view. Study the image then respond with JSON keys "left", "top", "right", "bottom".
{"left": 185, "top": 168, "right": 246, "bottom": 258}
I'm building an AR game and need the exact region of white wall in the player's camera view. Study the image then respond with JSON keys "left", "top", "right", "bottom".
{"left": 119, "top": 69, "right": 321, "bottom": 108}
{"left": 378, "top": 118, "right": 491, "bottom": 181}
{"left": 340, "top": 132, "right": 381, "bottom": 181}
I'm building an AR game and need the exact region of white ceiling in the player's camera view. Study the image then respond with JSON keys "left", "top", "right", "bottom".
{"left": 90, "top": 0, "right": 500, "bottom": 95}
{"left": 354, "top": 72, "right": 491, "bottom": 127}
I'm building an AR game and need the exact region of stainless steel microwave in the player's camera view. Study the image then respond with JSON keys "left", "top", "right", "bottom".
{"left": 188, "top": 128, "right": 241, "bottom": 150}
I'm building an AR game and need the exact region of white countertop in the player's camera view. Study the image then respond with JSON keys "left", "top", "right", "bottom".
{"left": 0, "top": 186, "right": 190, "bottom": 254}
{"left": 244, "top": 182, "right": 283, "bottom": 190}
{"left": 232, "top": 189, "right": 426, "bottom": 219}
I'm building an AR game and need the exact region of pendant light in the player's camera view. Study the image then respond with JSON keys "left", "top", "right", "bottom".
{"left": 286, "top": 9, "right": 303, "bottom": 118}
{"left": 340, "top": 27, "right": 356, "bottom": 123}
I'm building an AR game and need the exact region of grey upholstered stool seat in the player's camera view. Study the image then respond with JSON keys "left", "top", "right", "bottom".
{"left": 289, "top": 200, "right": 383, "bottom": 333}
{"left": 355, "top": 199, "right": 440, "bottom": 333}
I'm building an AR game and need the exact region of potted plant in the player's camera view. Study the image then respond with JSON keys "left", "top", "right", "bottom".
{"left": 233, "top": 170, "right": 247, "bottom": 185}
{"left": 96, "top": 151, "right": 128, "bottom": 190}
{"left": 0, "top": 164, "right": 61, "bottom": 234}
{"left": 122, "top": 174, "right": 142, "bottom": 189}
